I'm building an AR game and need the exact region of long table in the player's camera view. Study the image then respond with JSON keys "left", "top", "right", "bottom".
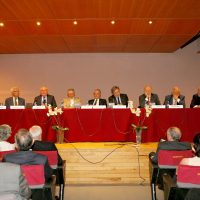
{"left": 1, "top": 108, "right": 200, "bottom": 143}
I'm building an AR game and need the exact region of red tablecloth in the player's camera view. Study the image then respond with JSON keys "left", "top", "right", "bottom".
{"left": 1, "top": 108, "right": 200, "bottom": 143}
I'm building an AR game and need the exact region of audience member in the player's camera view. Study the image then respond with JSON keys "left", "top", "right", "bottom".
{"left": 88, "top": 89, "right": 107, "bottom": 107}
{"left": 33, "top": 86, "right": 57, "bottom": 108}
{"left": 139, "top": 86, "right": 161, "bottom": 108}
{"left": 164, "top": 87, "right": 186, "bottom": 108}
{"left": 0, "top": 124, "right": 15, "bottom": 151}
{"left": 190, "top": 87, "right": 200, "bottom": 108}
{"left": 149, "top": 127, "right": 191, "bottom": 164}
{"left": 5, "top": 87, "right": 25, "bottom": 108}
{"left": 0, "top": 162, "right": 31, "bottom": 200}
{"left": 63, "top": 88, "right": 82, "bottom": 108}
{"left": 30, "top": 125, "right": 63, "bottom": 165}
{"left": 108, "top": 86, "right": 129, "bottom": 106}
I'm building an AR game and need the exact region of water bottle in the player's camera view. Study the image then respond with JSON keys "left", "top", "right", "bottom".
{"left": 34, "top": 102, "right": 37, "bottom": 106}
{"left": 166, "top": 101, "right": 169, "bottom": 108}
{"left": 127, "top": 102, "right": 130, "bottom": 108}
{"left": 61, "top": 101, "right": 64, "bottom": 108}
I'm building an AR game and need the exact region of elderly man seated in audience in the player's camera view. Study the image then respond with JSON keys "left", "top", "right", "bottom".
{"left": 29, "top": 125, "right": 63, "bottom": 165}
{"left": 149, "top": 127, "right": 191, "bottom": 164}
{"left": 0, "top": 124, "right": 15, "bottom": 151}
{"left": 0, "top": 162, "right": 31, "bottom": 200}
{"left": 2, "top": 129, "right": 53, "bottom": 200}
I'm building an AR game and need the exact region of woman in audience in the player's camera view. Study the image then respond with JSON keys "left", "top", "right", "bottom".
{"left": 179, "top": 132, "right": 200, "bottom": 166}
{"left": 0, "top": 124, "right": 15, "bottom": 151}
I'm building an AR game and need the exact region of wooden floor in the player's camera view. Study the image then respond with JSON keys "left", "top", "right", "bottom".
{"left": 56, "top": 142, "right": 158, "bottom": 184}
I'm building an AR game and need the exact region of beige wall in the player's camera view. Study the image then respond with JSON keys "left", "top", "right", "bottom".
{"left": 0, "top": 41, "right": 200, "bottom": 108}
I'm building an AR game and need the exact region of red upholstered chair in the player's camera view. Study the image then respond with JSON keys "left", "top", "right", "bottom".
{"left": 21, "top": 165, "right": 56, "bottom": 200}
{"left": 0, "top": 150, "right": 16, "bottom": 162}
{"left": 149, "top": 150, "right": 193, "bottom": 200}
{"left": 33, "top": 151, "right": 66, "bottom": 200}
{"left": 163, "top": 164, "right": 200, "bottom": 200}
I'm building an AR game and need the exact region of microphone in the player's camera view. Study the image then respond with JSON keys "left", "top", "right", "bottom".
{"left": 43, "top": 99, "right": 46, "bottom": 104}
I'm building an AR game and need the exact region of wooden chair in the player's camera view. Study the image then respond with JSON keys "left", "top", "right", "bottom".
{"left": 21, "top": 165, "right": 56, "bottom": 200}
{"left": 149, "top": 150, "right": 193, "bottom": 200}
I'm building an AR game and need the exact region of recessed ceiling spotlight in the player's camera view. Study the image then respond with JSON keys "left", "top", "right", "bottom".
{"left": 149, "top": 21, "right": 152, "bottom": 24}
{"left": 37, "top": 22, "right": 41, "bottom": 26}
{"left": 111, "top": 21, "right": 115, "bottom": 24}
{"left": 0, "top": 23, "right": 4, "bottom": 26}
{"left": 73, "top": 21, "right": 77, "bottom": 25}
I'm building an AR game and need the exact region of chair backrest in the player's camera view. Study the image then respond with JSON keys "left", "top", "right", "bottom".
{"left": 0, "top": 194, "right": 17, "bottom": 200}
{"left": 21, "top": 165, "right": 45, "bottom": 189}
{"left": 177, "top": 164, "right": 200, "bottom": 188}
{"left": 0, "top": 150, "right": 16, "bottom": 162}
{"left": 33, "top": 151, "right": 58, "bottom": 169}
{"left": 158, "top": 150, "right": 193, "bottom": 168}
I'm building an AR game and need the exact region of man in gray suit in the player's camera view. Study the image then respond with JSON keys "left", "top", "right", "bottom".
{"left": 108, "top": 86, "right": 129, "bottom": 106}
{"left": 0, "top": 162, "right": 31, "bottom": 200}
{"left": 5, "top": 87, "right": 25, "bottom": 108}
{"left": 139, "top": 86, "right": 161, "bottom": 108}
{"left": 164, "top": 87, "right": 186, "bottom": 108}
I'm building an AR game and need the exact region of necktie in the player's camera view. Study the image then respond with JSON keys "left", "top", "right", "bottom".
{"left": 94, "top": 100, "right": 97, "bottom": 105}
{"left": 148, "top": 97, "right": 150, "bottom": 105}
{"left": 174, "top": 100, "right": 177, "bottom": 105}
{"left": 117, "top": 97, "right": 120, "bottom": 104}
{"left": 15, "top": 98, "right": 17, "bottom": 106}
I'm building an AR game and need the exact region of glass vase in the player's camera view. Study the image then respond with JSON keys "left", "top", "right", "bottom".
{"left": 56, "top": 129, "right": 64, "bottom": 144}
{"left": 136, "top": 130, "right": 142, "bottom": 144}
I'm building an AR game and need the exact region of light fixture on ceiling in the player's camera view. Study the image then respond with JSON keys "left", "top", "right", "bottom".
{"left": 73, "top": 21, "right": 77, "bottom": 25}
{"left": 111, "top": 21, "right": 115, "bottom": 24}
{"left": 0, "top": 23, "right": 4, "bottom": 26}
{"left": 149, "top": 21, "right": 152, "bottom": 24}
{"left": 37, "top": 22, "right": 41, "bottom": 26}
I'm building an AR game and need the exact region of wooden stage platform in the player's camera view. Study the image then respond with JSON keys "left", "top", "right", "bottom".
{"left": 56, "top": 142, "right": 157, "bottom": 184}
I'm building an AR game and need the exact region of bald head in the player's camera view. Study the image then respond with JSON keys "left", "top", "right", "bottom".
{"left": 11, "top": 87, "right": 20, "bottom": 98}
{"left": 167, "top": 127, "right": 182, "bottom": 141}
{"left": 144, "top": 86, "right": 152, "bottom": 98}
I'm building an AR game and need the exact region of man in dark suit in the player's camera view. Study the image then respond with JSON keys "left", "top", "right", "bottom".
{"left": 190, "top": 87, "right": 200, "bottom": 108}
{"left": 108, "top": 86, "right": 129, "bottom": 106}
{"left": 0, "top": 162, "right": 31, "bottom": 200}
{"left": 33, "top": 86, "right": 57, "bottom": 108}
{"left": 164, "top": 87, "right": 186, "bottom": 108}
{"left": 88, "top": 89, "right": 107, "bottom": 107}
{"left": 5, "top": 87, "right": 25, "bottom": 108}
{"left": 2, "top": 129, "right": 53, "bottom": 200}
{"left": 149, "top": 127, "right": 191, "bottom": 164}
{"left": 139, "top": 86, "right": 161, "bottom": 108}
{"left": 29, "top": 125, "right": 63, "bottom": 165}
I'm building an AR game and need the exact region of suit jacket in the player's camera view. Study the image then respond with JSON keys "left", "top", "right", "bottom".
{"left": 31, "top": 140, "right": 63, "bottom": 165}
{"left": 190, "top": 94, "right": 200, "bottom": 108}
{"left": 139, "top": 93, "right": 161, "bottom": 108}
{"left": 108, "top": 93, "right": 129, "bottom": 106}
{"left": 88, "top": 98, "right": 107, "bottom": 107}
{"left": 164, "top": 94, "right": 186, "bottom": 108}
{"left": 63, "top": 97, "right": 82, "bottom": 108}
{"left": 5, "top": 97, "right": 25, "bottom": 108}
{"left": 2, "top": 150, "right": 53, "bottom": 181}
{"left": 152, "top": 141, "right": 191, "bottom": 164}
{"left": 34, "top": 94, "right": 57, "bottom": 108}
{"left": 0, "top": 162, "right": 31, "bottom": 200}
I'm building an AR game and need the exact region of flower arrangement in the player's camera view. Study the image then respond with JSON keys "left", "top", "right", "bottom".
{"left": 131, "top": 124, "right": 147, "bottom": 133}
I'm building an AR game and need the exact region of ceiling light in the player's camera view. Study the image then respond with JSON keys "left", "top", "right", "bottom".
{"left": 37, "top": 22, "right": 41, "bottom": 26}
{"left": 73, "top": 21, "right": 77, "bottom": 25}
{"left": 149, "top": 21, "right": 152, "bottom": 24}
{"left": 111, "top": 21, "right": 115, "bottom": 24}
{"left": 0, "top": 23, "right": 4, "bottom": 26}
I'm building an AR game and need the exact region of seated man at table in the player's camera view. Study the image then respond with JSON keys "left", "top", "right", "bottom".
{"left": 108, "top": 86, "right": 129, "bottom": 106}
{"left": 163, "top": 87, "right": 186, "bottom": 108}
{"left": 29, "top": 125, "right": 63, "bottom": 165}
{"left": 0, "top": 162, "right": 31, "bottom": 200}
{"left": 88, "top": 89, "right": 107, "bottom": 107}
{"left": 149, "top": 127, "right": 191, "bottom": 164}
{"left": 33, "top": 86, "right": 57, "bottom": 108}
{"left": 2, "top": 129, "right": 53, "bottom": 200}
{"left": 190, "top": 86, "right": 200, "bottom": 108}
{"left": 139, "top": 86, "right": 161, "bottom": 108}
{"left": 5, "top": 87, "right": 25, "bottom": 108}
{"left": 63, "top": 88, "right": 82, "bottom": 108}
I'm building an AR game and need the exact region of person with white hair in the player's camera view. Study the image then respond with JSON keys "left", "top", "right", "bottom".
{"left": 164, "top": 87, "right": 186, "bottom": 108}
{"left": 0, "top": 124, "right": 15, "bottom": 151}
{"left": 5, "top": 87, "right": 25, "bottom": 108}
{"left": 30, "top": 125, "right": 62, "bottom": 165}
